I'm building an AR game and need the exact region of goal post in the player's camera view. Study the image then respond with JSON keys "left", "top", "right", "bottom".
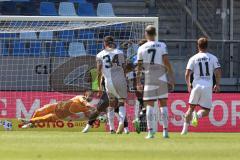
{"left": 0, "top": 16, "right": 158, "bottom": 131}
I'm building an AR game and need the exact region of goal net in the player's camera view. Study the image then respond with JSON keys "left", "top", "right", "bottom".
{"left": 0, "top": 16, "right": 158, "bottom": 131}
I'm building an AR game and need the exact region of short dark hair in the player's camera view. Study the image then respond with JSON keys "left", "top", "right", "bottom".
{"left": 104, "top": 36, "right": 115, "bottom": 48}
{"left": 198, "top": 37, "right": 208, "bottom": 50}
{"left": 145, "top": 25, "right": 156, "bottom": 37}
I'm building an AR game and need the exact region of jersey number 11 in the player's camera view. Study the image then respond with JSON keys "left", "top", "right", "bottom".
{"left": 199, "top": 62, "right": 210, "bottom": 76}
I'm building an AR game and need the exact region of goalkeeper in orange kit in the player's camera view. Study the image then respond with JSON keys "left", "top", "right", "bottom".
{"left": 20, "top": 91, "right": 96, "bottom": 129}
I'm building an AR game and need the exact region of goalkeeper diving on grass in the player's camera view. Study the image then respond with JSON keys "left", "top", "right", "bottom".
{"left": 19, "top": 91, "right": 98, "bottom": 129}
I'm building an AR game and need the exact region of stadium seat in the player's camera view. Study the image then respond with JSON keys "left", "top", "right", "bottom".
{"left": 0, "top": 41, "right": 3, "bottom": 56}
{"left": 39, "top": 31, "right": 53, "bottom": 40}
{"left": 0, "top": 1, "right": 19, "bottom": 15}
{"left": 0, "top": 41, "right": 11, "bottom": 56}
{"left": 20, "top": 32, "right": 37, "bottom": 39}
{"left": 76, "top": 30, "right": 95, "bottom": 39}
{"left": 12, "top": 0, "right": 30, "bottom": 1}
{"left": 68, "top": 42, "right": 86, "bottom": 57}
{"left": 87, "top": 42, "right": 103, "bottom": 55}
{"left": 29, "top": 41, "right": 41, "bottom": 56}
{"left": 77, "top": 3, "right": 96, "bottom": 16}
{"left": 68, "top": 0, "right": 87, "bottom": 3}
{"left": 0, "top": 33, "right": 18, "bottom": 39}
{"left": 97, "top": 3, "right": 115, "bottom": 17}
{"left": 19, "top": 2, "right": 39, "bottom": 16}
{"left": 40, "top": 2, "right": 58, "bottom": 16}
{"left": 46, "top": 42, "right": 68, "bottom": 57}
{"left": 57, "top": 30, "right": 75, "bottom": 41}
{"left": 12, "top": 41, "right": 27, "bottom": 56}
{"left": 58, "top": 2, "right": 77, "bottom": 16}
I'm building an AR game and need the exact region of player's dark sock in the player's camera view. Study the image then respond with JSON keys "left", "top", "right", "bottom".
{"left": 124, "top": 116, "right": 128, "bottom": 128}
{"left": 88, "top": 111, "right": 99, "bottom": 126}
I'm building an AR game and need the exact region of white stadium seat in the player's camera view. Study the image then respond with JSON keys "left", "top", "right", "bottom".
{"left": 20, "top": 32, "right": 37, "bottom": 39}
{"left": 59, "top": 2, "right": 77, "bottom": 16}
{"left": 97, "top": 3, "right": 115, "bottom": 17}
{"left": 68, "top": 42, "right": 86, "bottom": 57}
{"left": 39, "top": 31, "right": 53, "bottom": 40}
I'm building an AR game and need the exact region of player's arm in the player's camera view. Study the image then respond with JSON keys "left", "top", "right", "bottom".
{"left": 185, "top": 57, "right": 194, "bottom": 92}
{"left": 163, "top": 55, "right": 175, "bottom": 90}
{"left": 185, "top": 69, "right": 193, "bottom": 92}
{"left": 213, "top": 57, "right": 221, "bottom": 93}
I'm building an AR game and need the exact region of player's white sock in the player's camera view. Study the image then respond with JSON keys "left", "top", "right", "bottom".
{"left": 146, "top": 105, "right": 154, "bottom": 131}
{"left": 118, "top": 106, "right": 126, "bottom": 125}
{"left": 82, "top": 124, "right": 91, "bottom": 133}
{"left": 124, "top": 127, "right": 129, "bottom": 134}
{"left": 107, "top": 109, "right": 115, "bottom": 131}
{"left": 160, "top": 107, "right": 168, "bottom": 130}
{"left": 134, "top": 100, "right": 140, "bottom": 120}
{"left": 197, "top": 110, "right": 203, "bottom": 119}
{"left": 181, "top": 122, "right": 189, "bottom": 135}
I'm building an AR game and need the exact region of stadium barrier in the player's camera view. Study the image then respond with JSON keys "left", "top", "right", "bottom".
{"left": 1, "top": 92, "right": 240, "bottom": 132}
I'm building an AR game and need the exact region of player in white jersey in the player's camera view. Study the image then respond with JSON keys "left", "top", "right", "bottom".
{"left": 96, "top": 36, "right": 128, "bottom": 134}
{"left": 181, "top": 37, "right": 221, "bottom": 135}
{"left": 137, "top": 25, "right": 175, "bottom": 139}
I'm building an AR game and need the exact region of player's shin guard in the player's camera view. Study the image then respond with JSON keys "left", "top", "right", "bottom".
{"left": 146, "top": 105, "right": 154, "bottom": 132}
{"left": 107, "top": 108, "right": 115, "bottom": 131}
{"left": 116, "top": 106, "right": 126, "bottom": 134}
{"left": 118, "top": 106, "right": 126, "bottom": 125}
{"left": 160, "top": 107, "right": 168, "bottom": 129}
{"left": 160, "top": 107, "right": 169, "bottom": 138}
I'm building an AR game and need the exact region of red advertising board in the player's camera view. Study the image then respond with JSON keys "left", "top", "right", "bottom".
{"left": 0, "top": 92, "right": 240, "bottom": 132}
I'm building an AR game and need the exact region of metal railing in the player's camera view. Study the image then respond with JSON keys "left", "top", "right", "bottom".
{"left": 163, "top": 39, "right": 240, "bottom": 76}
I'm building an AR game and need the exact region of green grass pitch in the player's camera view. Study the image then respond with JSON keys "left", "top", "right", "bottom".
{"left": 0, "top": 131, "right": 239, "bottom": 160}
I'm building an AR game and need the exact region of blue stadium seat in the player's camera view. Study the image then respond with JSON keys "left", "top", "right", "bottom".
{"left": 1, "top": 41, "right": 11, "bottom": 56}
{"left": 68, "top": 42, "right": 86, "bottom": 57}
{"left": 40, "top": 2, "right": 58, "bottom": 16}
{"left": 13, "top": 41, "right": 27, "bottom": 56}
{"left": 12, "top": 0, "right": 30, "bottom": 1}
{"left": 29, "top": 41, "right": 42, "bottom": 56}
{"left": 57, "top": 30, "right": 75, "bottom": 41}
{"left": 0, "top": 33, "right": 18, "bottom": 39}
{"left": 59, "top": 2, "right": 77, "bottom": 16}
{"left": 12, "top": 41, "right": 42, "bottom": 56}
{"left": 0, "top": 2, "right": 19, "bottom": 15}
{"left": 77, "top": 3, "right": 96, "bottom": 16}
{"left": 68, "top": 0, "right": 87, "bottom": 3}
{"left": 76, "top": 31, "right": 95, "bottom": 39}
{"left": 39, "top": 31, "right": 53, "bottom": 40}
{"left": 0, "top": 41, "right": 3, "bottom": 56}
{"left": 54, "top": 42, "right": 68, "bottom": 57}
{"left": 97, "top": 3, "right": 115, "bottom": 17}
{"left": 45, "top": 42, "right": 68, "bottom": 57}
{"left": 20, "top": 2, "right": 39, "bottom": 16}
{"left": 87, "top": 41, "right": 103, "bottom": 55}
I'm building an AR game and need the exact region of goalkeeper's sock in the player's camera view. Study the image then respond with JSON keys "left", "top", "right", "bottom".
{"left": 146, "top": 105, "right": 154, "bottom": 131}
{"left": 160, "top": 107, "right": 169, "bottom": 130}
{"left": 181, "top": 122, "right": 189, "bottom": 135}
{"left": 107, "top": 109, "right": 115, "bottom": 131}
